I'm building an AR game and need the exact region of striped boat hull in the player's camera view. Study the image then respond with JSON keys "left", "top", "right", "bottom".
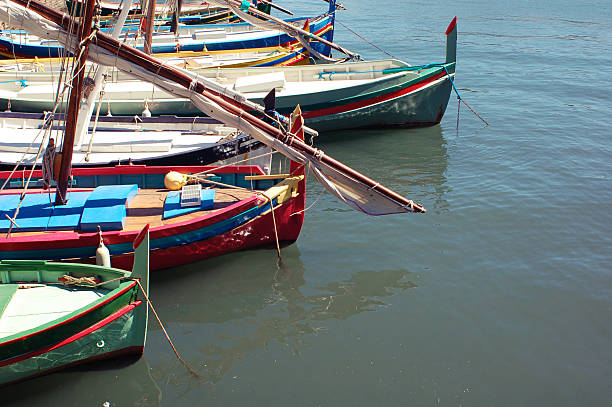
{"left": 0, "top": 164, "right": 306, "bottom": 271}
{"left": 0, "top": 15, "right": 333, "bottom": 59}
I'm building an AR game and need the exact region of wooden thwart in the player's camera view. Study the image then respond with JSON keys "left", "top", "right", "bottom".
{"left": 244, "top": 174, "right": 290, "bottom": 180}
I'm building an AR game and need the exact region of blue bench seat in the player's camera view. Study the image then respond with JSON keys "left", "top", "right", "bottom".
{"left": 80, "top": 184, "right": 138, "bottom": 232}
{"left": 0, "top": 191, "right": 91, "bottom": 232}
{"left": 163, "top": 189, "right": 215, "bottom": 219}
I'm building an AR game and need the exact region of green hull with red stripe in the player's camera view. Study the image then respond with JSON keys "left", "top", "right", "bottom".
{"left": 0, "top": 18, "right": 458, "bottom": 133}
{"left": 0, "top": 228, "right": 149, "bottom": 386}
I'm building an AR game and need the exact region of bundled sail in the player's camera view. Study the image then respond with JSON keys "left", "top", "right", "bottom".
{"left": 0, "top": 0, "right": 425, "bottom": 215}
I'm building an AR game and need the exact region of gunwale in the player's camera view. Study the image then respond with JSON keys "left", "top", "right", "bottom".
{"left": 0, "top": 164, "right": 306, "bottom": 270}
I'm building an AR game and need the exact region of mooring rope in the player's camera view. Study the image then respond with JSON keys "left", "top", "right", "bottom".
{"left": 187, "top": 173, "right": 285, "bottom": 262}
{"left": 134, "top": 279, "right": 201, "bottom": 379}
{"left": 319, "top": 63, "right": 488, "bottom": 127}
{"left": 57, "top": 273, "right": 200, "bottom": 377}
{"left": 336, "top": 20, "right": 397, "bottom": 59}
{"left": 60, "top": 274, "right": 101, "bottom": 286}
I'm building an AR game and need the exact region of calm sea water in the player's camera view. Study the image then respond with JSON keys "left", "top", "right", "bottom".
{"left": 3, "top": 0, "right": 612, "bottom": 405}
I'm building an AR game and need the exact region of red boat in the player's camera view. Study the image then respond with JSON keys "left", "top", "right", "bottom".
{"left": 0, "top": 161, "right": 304, "bottom": 271}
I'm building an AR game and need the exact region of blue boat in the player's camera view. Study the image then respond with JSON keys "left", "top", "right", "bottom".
{"left": 0, "top": 5, "right": 336, "bottom": 59}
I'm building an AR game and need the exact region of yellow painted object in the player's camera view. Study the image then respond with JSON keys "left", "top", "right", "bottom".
{"left": 261, "top": 176, "right": 303, "bottom": 206}
{"left": 34, "top": 56, "right": 45, "bottom": 72}
{"left": 164, "top": 171, "right": 188, "bottom": 191}
{"left": 0, "top": 45, "right": 310, "bottom": 71}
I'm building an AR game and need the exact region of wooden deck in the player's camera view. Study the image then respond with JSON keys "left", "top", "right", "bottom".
{"left": 123, "top": 188, "right": 257, "bottom": 230}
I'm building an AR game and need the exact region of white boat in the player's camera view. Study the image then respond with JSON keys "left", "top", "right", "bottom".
{"left": 0, "top": 112, "right": 270, "bottom": 170}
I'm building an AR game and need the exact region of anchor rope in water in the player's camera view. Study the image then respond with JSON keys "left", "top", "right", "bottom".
{"left": 134, "top": 279, "right": 201, "bottom": 379}
{"left": 61, "top": 273, "right": 202, "bottom": 378}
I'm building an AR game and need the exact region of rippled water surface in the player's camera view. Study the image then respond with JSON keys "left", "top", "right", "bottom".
{"left": 2, "top": 0, "right": 611, "bottom": 405}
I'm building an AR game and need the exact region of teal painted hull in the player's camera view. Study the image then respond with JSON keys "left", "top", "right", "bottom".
{"left": 0, "top": 306, "right": 144, "bottom": 386}
{"left": 0, "top": 62, "right": 455, "bottom": 132}
{"left": 0, "top": 231, "right": 149, "bottom": 386}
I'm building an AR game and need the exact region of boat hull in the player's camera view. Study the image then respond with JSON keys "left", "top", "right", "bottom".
{"left": 0, "top": 62, "right": 455, "bottom": 132}
{"left": 0, "top": 253, "right": 149, "bottom": 387}
{"left": 0, "top": 132, "right": 266, "bottom": 171}
{"left": 0, "top": 165, "right": 305, "bottom": 271}
{"left": 302, "top": 69, "right": 455, "bottom": 131}
{"left": 0, "top": 15, "right": 333, "bottom": 59}
{"left": 0, "top": 302, "right": 144, "bottom": 386}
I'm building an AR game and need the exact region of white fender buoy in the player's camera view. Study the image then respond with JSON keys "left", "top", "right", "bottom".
{"left": 142, "top": 100, "right": 152, "bottom": 118}
{"left": 96, "top": 226, "right": 111, "bottom": 267}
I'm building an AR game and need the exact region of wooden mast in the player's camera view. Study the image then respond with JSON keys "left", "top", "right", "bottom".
{"left": 143, "top": 0, "right": 155, "bottom": 54}
{"left": 7, "top": 0, "right": 425, "bottom": 213}
{"left": 55, "top": 0, "right": 96, "bottom": 205}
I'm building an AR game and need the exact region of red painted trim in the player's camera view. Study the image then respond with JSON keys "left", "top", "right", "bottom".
{"left": 302, "top": 70, "right": 448, "bottom": 119}
{"left": 0, "top": 164, "right": 266, "bottom": 179}
{"left": 133, "top": 224, "right": 149, "bottom": 249}
{"left": 0, "top": 301, "right": 141, "bottom": 367}
{"left": 0, "top": 281, "right": 136, "bottom": 347}
{"left": 446, "top": 16, "right": 457, "bottom": 35}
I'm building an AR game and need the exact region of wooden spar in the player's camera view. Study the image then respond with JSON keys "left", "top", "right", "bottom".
{"left": 222, "top": 0, "right": 359, "bottom": 59}
{"left": 54, "top": 0, "right": 96, "bottom": 206}
{"left": 143, "top": 0, "right": 155, "bottom": 54}
{"left": 170, "top": 0, "right": 182, "bottom": 34}
{"left": 89, "top": 42, "right": 423, "bottom": 212}
{"left": 10, "top": 0, "right": 424, "bottom": 213}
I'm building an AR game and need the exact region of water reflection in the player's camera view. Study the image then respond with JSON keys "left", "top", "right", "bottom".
{"left": 150, "top": 247, "right": 418, "bottom": 386}
{"left": 314, "top": 125, "right": 450, "bottom": 213}
{"left": 0, "top": 353, "right": 162, "bottom": 407}
{"left": 0, "top": 128, "right": 444, "bottom": 405}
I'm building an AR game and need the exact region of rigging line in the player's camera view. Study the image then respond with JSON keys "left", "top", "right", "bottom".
{"left": 292, "top": 182, "right": 324, "bottom": 216}
{"left": 85, "top": 80, "right": 107, "bottom": 161}
{"left": 6, "top": 118, "right": 57, "bottom": 236}
{"left": 0, "top": 125, "right": 49, "bottom": 190}
{"left": 186, "top": 173, "right": 285, "bottom": 260}
{"left": 0, "top": 88, "right": 66, "bottom": 192}
{"left": 193, "top": 148, "right": 277, "bottom": 176}
{"left": 335, "top": 19, "right": 395, "bottom": 59}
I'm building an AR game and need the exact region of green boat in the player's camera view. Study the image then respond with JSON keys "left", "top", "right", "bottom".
{"left": 0, "top": 18, "right": 457, "bottom": 132}
{"left": 0, "top": 226, "right": 149, "bottom": 386}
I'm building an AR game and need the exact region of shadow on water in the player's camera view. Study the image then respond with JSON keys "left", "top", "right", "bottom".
{"left": 0, "top": 354, "right": 162, "bottom": 407}
{"left": 148, "top": 246, "right": 418, "bottom": 387}
{"left": 312, "top": 125, "right": 451, "bottom": 213}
